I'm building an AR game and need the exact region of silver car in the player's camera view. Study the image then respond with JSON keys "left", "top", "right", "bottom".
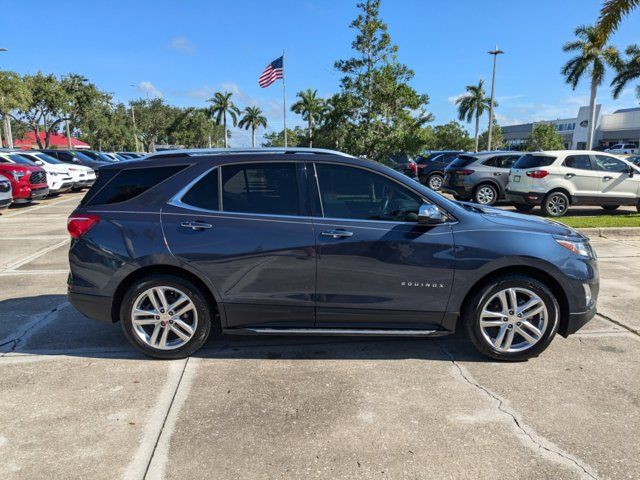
{"left": 441, "top": 152, "right": 522, "bottom": 205}
{"left": 0, "top": 175, "right": 12, "bottom": 210}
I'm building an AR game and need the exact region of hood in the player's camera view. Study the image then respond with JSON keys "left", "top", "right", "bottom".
{"left": 0, "top": 163, "right": 43, "bottom": 173}
{"left": 459, "top": 202, "right": 584, "bottom": 239}
{"left": 40, "top": 164, "right": 70, "bottom": 174}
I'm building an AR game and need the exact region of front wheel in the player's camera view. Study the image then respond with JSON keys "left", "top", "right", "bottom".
{"left": 601, "top": 205, "right": 620, "bottom": 211}
{"left": 427, "top": 173, "right": 444, "bottom": 191}
{"left": 541, "top": 191, "right": 570, "bottom": 217}
{"left": 120, "top": 274, "right": 214, "bottom": 359}
{"left": 463, "top": 275, "right": 559, "bottom": 361}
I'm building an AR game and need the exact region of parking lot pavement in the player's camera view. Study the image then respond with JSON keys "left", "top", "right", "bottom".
{"left": 0, "top": 194, "right": 639, "bottom": 480}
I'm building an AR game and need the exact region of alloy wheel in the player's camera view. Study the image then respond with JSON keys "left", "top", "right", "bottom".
{"left": 546, "top": 194, "right": 567, "bottom": 216}
{"left": 475, "top": 186, "right": 496, "bottom": 205}
{"left": 131, "top": 286, "right": 198, "bottom": 350}
{"left": 428, "top": 174, "right": 443, "bottom": 190}
{"left": 479, "top": 287, "right": 548, "bottom": 353}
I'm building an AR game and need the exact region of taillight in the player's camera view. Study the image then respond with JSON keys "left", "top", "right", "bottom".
{"left": 456, "top": 169, "right": 475, "bottom": 175}
{"left": 526, "top": 170, "right": 549, "bottom": 179}
{"left": 409, "top": 163, "right": 418, "bottom": 174}
{"left": 67, "top": 214, "right": 100, "bottom": 239}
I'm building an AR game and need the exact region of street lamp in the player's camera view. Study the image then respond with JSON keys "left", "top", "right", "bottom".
{"left": 487, "top": 46, "right": 504, "bottom": 151}
{"left": 0, "top": 48, "right": 12, "bottom": 149}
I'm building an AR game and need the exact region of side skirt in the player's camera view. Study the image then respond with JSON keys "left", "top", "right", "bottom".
{"left": 223, "top": 327, "right": 453, "bottom": 337}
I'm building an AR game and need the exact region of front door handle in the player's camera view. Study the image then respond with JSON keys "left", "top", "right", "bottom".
{"left": 603, "top": 176, "right": 613, "bottom": 181}
{"left": 321, "top": 229, "right": 354, "bottom": 239}
{"left": 565, "top": 173, "right": 575, "bottom": 178}
{"left": 180, "top": 221, "right": 212, "bottom": 231}
{"left": 493, "top": 172, "right": 503, "bottom": 176}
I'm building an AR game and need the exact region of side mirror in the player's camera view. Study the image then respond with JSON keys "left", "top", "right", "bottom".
{"left": 629, "top": 166, "right": 635, "bottom": 177}
{"left": 417, "top": 204, "right": 446, "bottom": 225}
{"left": 35, "top": 160, "right": 44, "bottom": 166}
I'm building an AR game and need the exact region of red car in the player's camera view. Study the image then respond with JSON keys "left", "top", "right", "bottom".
{"left": 0, "top": 159, "right": 49, "bottom": 204}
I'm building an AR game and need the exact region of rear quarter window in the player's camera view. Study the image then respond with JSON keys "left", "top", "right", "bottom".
{"left": 448, "top": 155, "right": 476, "bottom": 169}
{"left": 513, "top": 155, "right": 556, "bottom": 169}
{"left": 83, "top": 165, "right": 187, "bottom": 206}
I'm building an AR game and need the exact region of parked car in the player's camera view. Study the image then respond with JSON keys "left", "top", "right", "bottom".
{"left": 79, "top": 150, "right": 121, "bottom": 163}
{"left": 506, "top": 150, "right": 640, "bottom": 216}
{"left": 0, "top": 154, "right": 48, "bottom": 204}
{"left": 416, "top": 151, "right": 464, "bottom": 190}
{"left": 0, "top": 176, "right": 12, "bottom": 209}
{"left": 605, "top": 143, "right": 638, "bottom": 154}
{"left": 39, "top": 149, "right": 109, "bottom": 170}
{"left": 627, "top": 155, "right": 640, "bottom": 167}
{"left": 382, "top": 154, "right": 418, "bottom": 179}
{"left": 441, "top": 152, "right": 522, "bottom": 205}
{"left": 119, "top": 152, "right": 145, "bottom": 159}
{"left": 17, "top": 151, "right": 95, "bottom": 191}
{"left": 67, "top": 147, "right": 598, "bottom": 361}
{"left": 3, "top": 151, "right": 74, "bottom": 196}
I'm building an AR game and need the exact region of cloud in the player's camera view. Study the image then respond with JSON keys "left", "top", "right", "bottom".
{"left": 186, "top": 85, "right": 217, "bottom": 100}
{"left": 133, "top": 81, "right": 163, "bottom": 99}
{"left": 447, "top": 93, "right": 466, "bottom": 105}
{"left": 169, "top": 37, "right": 195, "bottom": 54}
{"left": 496, "top": 94, "right": 525, "bottom": 102}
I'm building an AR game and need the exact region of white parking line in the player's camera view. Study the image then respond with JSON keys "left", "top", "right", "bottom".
{"left": 1, "top": 240, "right": 68, "bottom": 272}
{"left": 0, "top": 269, "right": 69, "bottom": 276}
{"left": 1, "top": 196, "right": 80, "bottom": 218}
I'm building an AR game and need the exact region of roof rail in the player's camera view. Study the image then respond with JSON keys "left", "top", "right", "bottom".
{"left": 151, "top": 147, "right": 357, "bottom": 159}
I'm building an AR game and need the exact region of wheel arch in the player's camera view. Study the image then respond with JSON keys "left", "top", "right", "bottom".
{"left": 545, "top": 186, "right": 573, "bottom": 204}
{"left": 474, "top": 179, "right": 502, "bottom": 195}
{"left": 110, "top": 264, "right": 222, "bottom": 324}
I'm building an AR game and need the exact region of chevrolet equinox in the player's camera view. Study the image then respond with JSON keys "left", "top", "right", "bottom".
{"left": 67, "top": 148, "right": 599, "bottom": 361}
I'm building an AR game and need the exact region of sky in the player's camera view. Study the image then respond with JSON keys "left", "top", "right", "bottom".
{"left": 1, "top": 0, "right": 640, "bottom": 147}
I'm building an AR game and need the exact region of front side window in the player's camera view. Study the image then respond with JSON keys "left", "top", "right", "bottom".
{"left": 564, "top": 155, "right": 592, "bottom": 170}
{"left": 594, "top": 155, "right": 629, "bottom": 173}
{"left": 315, "top": 163, "right": 422, "bottom": 222}
{"left": 221, "top": 162, "right": 301, "bottom": 216}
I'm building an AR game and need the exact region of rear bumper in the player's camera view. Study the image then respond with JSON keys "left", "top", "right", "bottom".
{"left": 441, "top": 184, "right": 472, "bottom": 197}
{"left": 505, "top": 189, "right": 544, "bottom": 205}
{"left": 67, "top": 290, "right": 113, "bottom": 323}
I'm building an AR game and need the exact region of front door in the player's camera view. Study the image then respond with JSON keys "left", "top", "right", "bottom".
{"left": 162, "top": 161, "right": 317, "bottom": 328}
{"left": 593, "top": 155, "right": 640, "bottom": 203}
{"left": 311, "top": 163, "right": 455, "bottom": 329}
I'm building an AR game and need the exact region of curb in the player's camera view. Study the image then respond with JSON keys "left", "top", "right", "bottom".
{"left": 576, "top": 227, "right": 640, "bottom": 238}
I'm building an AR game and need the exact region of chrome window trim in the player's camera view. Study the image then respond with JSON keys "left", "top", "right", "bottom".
{"left": 166, "top": 166, "right": 221, "bottom": 212}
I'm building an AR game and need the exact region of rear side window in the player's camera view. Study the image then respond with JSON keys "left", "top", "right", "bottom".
{"left": 563, "top": 155, "right": 592, "bottom": 170}
{"left": 221, "top": 162, "right": 301, "bottom": 216}
{"left": 181, "top": 169, "right": 219, "bottom": 211}
{"left": 514, "top": 155, "right": 556, "bottom": 169}
{"left": 494, "top": 155, "right": 520, "bottom": 169}
{"left": 85, "top": 165, "right": 186, "bottom": 206}
{"left": 448, "top": 155, "right": 476, "bottom": 169}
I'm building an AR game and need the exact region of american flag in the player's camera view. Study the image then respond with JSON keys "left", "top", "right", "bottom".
{"left": 258, "top": 56, "right": 284, "bottom": 88}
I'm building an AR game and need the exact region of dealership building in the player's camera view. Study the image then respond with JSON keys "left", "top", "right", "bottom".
{"left": 502, "top": 105, "right": 640, "bottom": 150}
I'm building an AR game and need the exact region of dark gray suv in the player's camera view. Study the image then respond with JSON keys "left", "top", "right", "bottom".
{"left": 67, "top": 148, "right": 598, "bottom": 361}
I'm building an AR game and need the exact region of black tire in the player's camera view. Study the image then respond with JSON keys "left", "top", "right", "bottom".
{"left": 474, "top": 183, "right": 498, "bottom": 206}
{"left": 601, "top": 205, "right": 620, "bottom": 211}
{"left": 541, "top": 191, "right": 570, "bottom": 217}
{"left": 463, "top": 274, "right": 560, "bottom": 361}
{"left": 120, "top": 274, "right": 215, "bottom": 359}
{"left": 514, "top": 203, "right": 535, "bottom": 212}
{"left": 427, "top": 173, "right": 444, "bottom": 191}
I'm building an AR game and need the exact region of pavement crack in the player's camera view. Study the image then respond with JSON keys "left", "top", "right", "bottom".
{"left": 0, "top": 303, "right": 68, "bottom": 357}
{"left": 435, "top": 341, "right": 601, "bottom": 480}
{"left": 596, "top": 312, "right": 640, "bottom": 337}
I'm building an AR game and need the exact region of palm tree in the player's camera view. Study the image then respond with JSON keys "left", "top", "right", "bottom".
{"left": 291, "top": 89, "right": 326, "bottom": 147}
{"left": 207, "top": 91, "right": 240, "bottom": 148}
{"left": 238, "top": 106, "right": 268, "bottom": 147}
{"left": 561, "top": 25, "right": 619, "bottom": 150}
{"left": 611, "top": 44, "right": 640, "bottom": 99}
{"left": 455, "top": 80, "right": 491, "bottom": 152}
{"left": 597, "top": 0, "right": 640, "bottom": 40}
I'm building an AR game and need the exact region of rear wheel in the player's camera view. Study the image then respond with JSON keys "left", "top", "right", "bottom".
{"left": 514, "top": 203, "right": 534, "bottom": 212}
{"left": 120, "top": 274, "right": 214, "bottom": 359}
{"left": 474, "top": 183, "right": 498, "bottom": 206}
{"left": 463, "top": 275, "right": 559, "bottom": 361}
{"left": 601, "top": 205, "right": 620, "bottom": 211}
{"left": 541, "top": 191, "right": 570, "bottom": 217}
{"left": 427, "top": 173, "right": 444, "bottom": 191}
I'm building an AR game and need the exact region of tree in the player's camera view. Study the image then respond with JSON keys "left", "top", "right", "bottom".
{"left": 526, "top": 123, "right": 565, "bottom": 151}
{"left": 0, "top": 71, "right": 31, "bottom": 147}
{"left": 238, "top": 106, "right": 267, "bottom": 147}
{"left": 424, "top": 121, "right": 474, "bottom": 151}
{"left": 167, "top": 108, "right": 225, "bottom": 148}
{"left": 455, "top": 80, "right": 492, "bottom": 152}
{"left": 291, "top": 89, "right": 326, "bottom": 147}
{"left": 597, "top": 0, "right": 640, "bottom": 40}
{"left": 561, "top": 25, "right": 619, "bottom": 150}
{"left": 478, "top": 120, "right": 504, "bottom": 151}
{"left": 331, "top": 0, "right": 432, "bottom": 159}
{"left": 611, "top": 44, "right": 640, "bottom": 100}
{"left": 262, "top": 127, "right": 306, "bottom": 147}
{"left": 130, "top": 98, "right": 174, "bottom": 152}
{"left": 207, "top": 91, "right": 240, "bottom": 148}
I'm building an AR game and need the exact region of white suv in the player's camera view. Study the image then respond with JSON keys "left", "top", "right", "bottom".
{"left": 605, "top": 143, "right": 638, "bottom": 154}
{"left": 506, "top": 150, "right": 640, "bottom": 217}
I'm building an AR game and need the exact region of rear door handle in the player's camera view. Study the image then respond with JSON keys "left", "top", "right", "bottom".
{"left": 493, "top": 172, "right": 503, "bottom": 176}
{"left": 180, "top": 221, "right": 212, "bottom": 230}
{"left": 321, "top": 229, "right": 354, "bottom": 239}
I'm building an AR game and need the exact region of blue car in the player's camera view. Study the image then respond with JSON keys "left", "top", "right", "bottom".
{"left": 67, "top": 148, "right": 598, "bottom": 361}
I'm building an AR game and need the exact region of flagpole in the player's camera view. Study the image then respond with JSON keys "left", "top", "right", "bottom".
{"left": 282, "top": 49, "right": 287, "bottom": 147}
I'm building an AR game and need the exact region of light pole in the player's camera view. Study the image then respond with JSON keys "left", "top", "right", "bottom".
{"left": 487, "top": 46, "right": 504, "bottom": 151}
{"left": 0, "top": 48, "right": 9, "bottom": 149}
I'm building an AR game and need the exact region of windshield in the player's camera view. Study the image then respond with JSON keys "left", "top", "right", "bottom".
{"left": 32, "top": 152, "right": 63, "bottom": 164}
{"left": 97, "top": 152, "right": 118, "bottom": 162}
{"left": 514, "top": 154, "right": 556, "bottom": 169}
{"left": 8, "top": 154, "right": 36, "bottom": 166}
{"left": 73, "top": 151, "right": 98, "bottom": 163}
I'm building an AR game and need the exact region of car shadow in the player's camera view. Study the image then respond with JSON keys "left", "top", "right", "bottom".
{"left": 0, "top": 294, "right": 488, "bottom": 363}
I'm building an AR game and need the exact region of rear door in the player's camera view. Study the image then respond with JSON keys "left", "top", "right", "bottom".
{"left": 311, "top": 162, "right": 455, "bottom": 329}
{"left": 162, "top": 161, "right": 317, "bottom": 328}
{"left": 560, "top": 154, "right": 601, "bottom": 197}
{"left": 593, "top": 155, "right": 640, "bottom": 202}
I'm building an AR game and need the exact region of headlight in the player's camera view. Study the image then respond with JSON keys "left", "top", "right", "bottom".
{"left": 10, "top": 170, "right": 25, "bottom": 181}
{"left": 554, "top": 237, "right": 595, "bottom": 258}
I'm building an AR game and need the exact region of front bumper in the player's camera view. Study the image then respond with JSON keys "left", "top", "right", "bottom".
{"left": 13, "top": 186, "right": 49, "bottom": 203}
{"left": 505, "top": 189, "right": 544, "bottom": 205}
{"left": 0, "top": 197, "right": 12, "bottom": 209}
{"left": 560, "top": 305, "right": 597, "bottom": 337}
